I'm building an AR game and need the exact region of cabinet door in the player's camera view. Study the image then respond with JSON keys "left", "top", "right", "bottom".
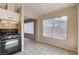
{"left": 0, "top": 8, "right": 19, "bottom": 23}
{"left": 0, "top": 8, "right": 9, "bottom": 20}
{"left": 0, "top": 23, "right": 8, "bottom": 29}
{"left": 10, "top": 12, "right": 19, "bottom": 22}
{"left": 0, "top": 23, "right": 17, "bottom": 29}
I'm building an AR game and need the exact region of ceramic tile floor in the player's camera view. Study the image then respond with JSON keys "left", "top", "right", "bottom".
{"left": 15, "top": 38, "right": 77, "bottom": 55}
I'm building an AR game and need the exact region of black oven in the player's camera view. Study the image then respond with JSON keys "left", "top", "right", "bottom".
{"left": 0, "top": 29, "right": 21, "bottom": 55}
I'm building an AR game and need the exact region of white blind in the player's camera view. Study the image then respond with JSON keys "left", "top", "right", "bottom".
{"left": 43, "top": 16, "right": 67, "bottom": 40}
{"left": 24, "top": 22, "right": 34, "bottom": 34}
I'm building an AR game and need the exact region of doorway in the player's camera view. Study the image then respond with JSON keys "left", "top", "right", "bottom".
{"left": 24, "top": 17, "right": 36, "bottom": 40}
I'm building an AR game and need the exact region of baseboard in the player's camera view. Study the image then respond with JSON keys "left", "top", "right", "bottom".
{"left": 37, "top": 40, "right": 78, "bottom": 53}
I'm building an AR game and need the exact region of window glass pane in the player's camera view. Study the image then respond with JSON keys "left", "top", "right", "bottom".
{"left": 43, "top": 16, "right": 67, "bottom": 40}
{"left": 24, "top": 22, "right": 34, "bottom": 34}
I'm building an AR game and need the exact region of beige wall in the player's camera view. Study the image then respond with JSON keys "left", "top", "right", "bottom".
{"left": 38, "top": 6, "right": 78, "bottom": 52}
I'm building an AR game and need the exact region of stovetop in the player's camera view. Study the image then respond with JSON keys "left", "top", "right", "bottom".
{"left": 0, "top": 34, "right": 21, "bottom": 41}
{"left": 0, "top": 29, "right": 21, "bottom": 41}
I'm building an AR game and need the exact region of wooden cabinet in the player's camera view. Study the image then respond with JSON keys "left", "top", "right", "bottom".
{"left": 0, "top": 8, "right": 19, "bottom": 23}
{"left": 0, "top": 23, "right": 17, "bottom": 29}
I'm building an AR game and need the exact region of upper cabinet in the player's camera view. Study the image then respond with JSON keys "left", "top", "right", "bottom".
{"left": 0, "top": 8, "right": 19, "bottom": 23}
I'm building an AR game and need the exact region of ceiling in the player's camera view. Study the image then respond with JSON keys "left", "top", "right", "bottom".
{"left": 24, "top": 3, "right": 77, "bottom": 16}
{"left": 0, "top": 3, "right": 77, "bottom": 17}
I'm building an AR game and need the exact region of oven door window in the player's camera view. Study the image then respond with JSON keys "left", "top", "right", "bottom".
{"left": 5, "top": 39, "right": 19, "bottom": 49}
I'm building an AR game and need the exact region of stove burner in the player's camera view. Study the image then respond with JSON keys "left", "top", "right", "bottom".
{"left": 0, "top": 29, "right": 21, "bottom": 40}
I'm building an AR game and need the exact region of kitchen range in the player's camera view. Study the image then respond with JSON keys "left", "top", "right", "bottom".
{"left": 0, "top": 29, "right": 21, "bottom": 55}
{"left": 0, "top": 4, "right": 22, "bottom": 55}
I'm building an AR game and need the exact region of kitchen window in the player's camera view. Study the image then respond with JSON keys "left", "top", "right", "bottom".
{"left": 43, "top": 16, "right": 67, "bottom": 40}
{"left": 24, "top": 22, "right": 34, "bottom": 34}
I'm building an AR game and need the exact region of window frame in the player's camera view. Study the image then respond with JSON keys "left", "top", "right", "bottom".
{"left": 42, "top": 16, "right": 68, "bottom": 40}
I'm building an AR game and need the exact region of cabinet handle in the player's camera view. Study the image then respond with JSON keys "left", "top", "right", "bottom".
{"left": 8, "top": 17, "right": 12, "bottom": 20}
